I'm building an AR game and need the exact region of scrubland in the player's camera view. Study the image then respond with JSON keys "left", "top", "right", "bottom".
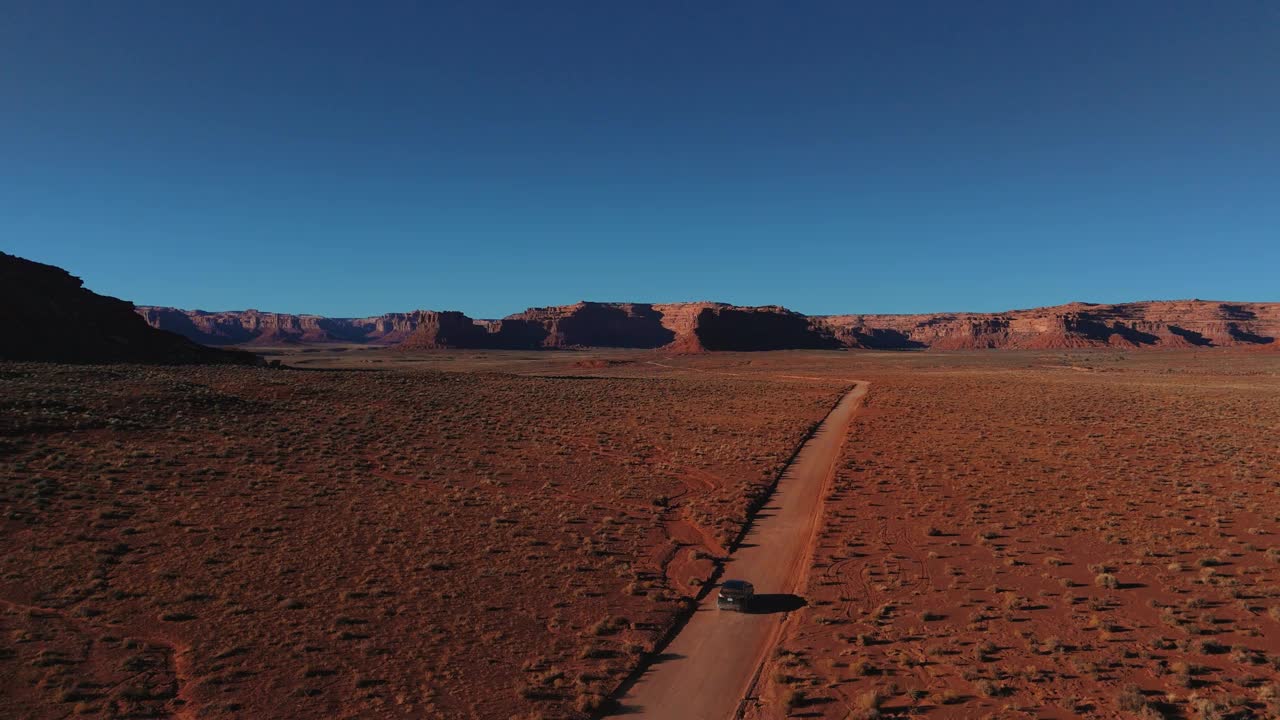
{"left": 0, "top": 363, "right": 841, "bottom": 718}
{"left": 753, "top": 353, "right": 1280, "bottom": 719}
{"left": 4, "top": 350, "right": 1277, "bottom": 720}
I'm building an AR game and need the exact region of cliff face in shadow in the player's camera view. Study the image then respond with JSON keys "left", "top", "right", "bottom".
{"left": 663, "top": 305, "right": 839, "bottom": 352}
{"left": 2, "top": 253, "right": 258, "bottom": 365}
{"left": 504, "top": 302, "right": 674, "bottom": 348}
{"left": 397, "top": 311, "right": 493, "bottom": 349}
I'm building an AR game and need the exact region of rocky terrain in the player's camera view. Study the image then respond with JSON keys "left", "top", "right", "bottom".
{"left": 139, "top": 300, "right": 1278, "bottom": 352}
{"left": 0, "top": 253, "right": 256, "bottom": 365}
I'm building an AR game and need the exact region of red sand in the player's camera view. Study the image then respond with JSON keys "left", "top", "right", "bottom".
{"left": 3, "top": 350, "right": 1278, "bottom": 719}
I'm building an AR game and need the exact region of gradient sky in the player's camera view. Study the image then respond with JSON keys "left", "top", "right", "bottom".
{"left": 3, "top": 2, "right": 1277, "bottom": 318}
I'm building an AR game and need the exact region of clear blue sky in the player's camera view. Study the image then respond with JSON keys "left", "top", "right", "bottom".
{"left": 3, "top": 2, "right": 1277, "bottom": 318}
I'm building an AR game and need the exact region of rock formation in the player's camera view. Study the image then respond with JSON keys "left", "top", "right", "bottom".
{"left": 137, "top": 299, "right": 1279, "bottom": 352}
{"left": 816, "top": 301, "right": 1279, "bottom": 350}
{"left": 346, "top": 312, "right": 430, "bottom": 345}
{"left": 503, "top": 302, "right": 675, "bottom": 348}
{"left": 1, "top": 253, "right": 258, "bottom": 364}
{"left": 135, "top": 307, "right": 432, "bottom": 346}
{"left": 654, "top": 303, "right": 838, "bottom": 352}
{"left": 396, "top": 311, "right": 494, "bottom": 349}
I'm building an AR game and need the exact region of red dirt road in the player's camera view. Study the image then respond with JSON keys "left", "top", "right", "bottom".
{"left": 615, "top": 382, "right": 868, "bottom": 719}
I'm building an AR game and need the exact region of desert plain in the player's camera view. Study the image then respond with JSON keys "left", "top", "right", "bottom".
{"left": 2, "top": 348, "right": 1278, "bottom": 720}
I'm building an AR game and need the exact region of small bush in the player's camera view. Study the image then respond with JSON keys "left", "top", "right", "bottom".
{"left": 1117, "top": 683, "right": 1147, "bottom": 711}
{"left": 574, "top": 693, "right": 612, "bottom": 713}
{"left": 973, "top": 678, "right": 1002, "bottom": 697}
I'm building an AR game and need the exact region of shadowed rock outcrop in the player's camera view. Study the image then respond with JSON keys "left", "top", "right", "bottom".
{"left": 505, "top": 302, "right": 674, "bottom": 348}
{"left": 397, "top": 311, "right": 493, "bottom": 349}
{"left": 660, "top": 304, "right": 838, "bottom": 352}
{"left": 1, "top": 253, "right": 259, "bottom": 365}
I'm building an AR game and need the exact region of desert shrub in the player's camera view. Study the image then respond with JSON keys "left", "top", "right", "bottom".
{"left": 574, "top": 693, "right": 612, "bottom": 713}
{"left": 1190, "top": 698, "right": 1229, "bottom": 720}
{"left": 517, "top": 684, "right": 560, "bottom": 701}
{"left": 588, "top": 616, "right": 627, "bottom": 636}
{"left": 577, "top": 646, "right": 613, "bottom": 660}
{"left": 974, "top": 640, "right": 997, "bottom": 661}
{"left": 1117, "top": 683, "right": 1147, "bottom": 711}
{"left": 973, "top": 678, "right": 1002, "bottom": 697}
{"left": 854, "top": 689, "right": 883, "bottom": 710}
{"left": 1259, "top": 682, "right": 1280, "bottom": 712}
{"left": 771, "top": 665, "right": 802, "bottom": 684}
{"left": 848, "top": 658, "right": 878, "bottom": 676}
{"left": 1194, "top": 639, "right": 1227, "bottom": 654}
{"left": 1136, "top": 705, "right": 1168, "bottom": 720}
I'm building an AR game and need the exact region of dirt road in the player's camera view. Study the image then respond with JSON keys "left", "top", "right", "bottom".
{"left": 613, "top": 382, "right": 868, "bottom": 719}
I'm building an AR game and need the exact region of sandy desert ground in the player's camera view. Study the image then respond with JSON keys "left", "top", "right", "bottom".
{"left": 2, "top": 349, "right": 1278, "bottom": 719}
{"left": 742, "top": 352, "right": 1280, "bottom": 720}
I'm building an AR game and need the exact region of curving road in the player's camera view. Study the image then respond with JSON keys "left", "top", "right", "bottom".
{"left": 614, "top": 381, "right": 868, "bottom": 719}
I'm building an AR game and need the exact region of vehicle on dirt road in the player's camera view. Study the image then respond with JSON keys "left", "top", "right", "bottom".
{"left": 716, "top": 580, "right": 754, "bottom": 611}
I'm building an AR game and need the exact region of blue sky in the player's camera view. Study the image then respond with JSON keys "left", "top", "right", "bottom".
{"left": 3, "top": 2, "right": 1277, "bottom": 318}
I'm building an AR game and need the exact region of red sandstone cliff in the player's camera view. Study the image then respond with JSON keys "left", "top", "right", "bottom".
{"left": 816, "top": 301, "right": 1279, "bottom": 350}
{"left": 136, "top": 307, "right": 433, "bottom": 346}
{"left": 136, "top": 300, "right": 1278, "bottom": 352}
{"left": 390, "top": 301, "right": 838, "bottom": 351}
{"left": 502, "top": 302, "right": 675, "bottom": 348}
{"left": 652, "top": 303, "right": 838, "bottom": 352}
{"left": 397, "top": 311, "right": 493, "bottom": 349}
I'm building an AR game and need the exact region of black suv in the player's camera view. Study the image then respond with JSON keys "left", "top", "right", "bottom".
{"left": 716, "top": 579, "right": 754, "bottom": 611}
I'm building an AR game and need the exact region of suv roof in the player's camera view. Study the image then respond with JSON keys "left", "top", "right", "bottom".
{"left": 721, "top": 580, "right": 752, "bottom": 590}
